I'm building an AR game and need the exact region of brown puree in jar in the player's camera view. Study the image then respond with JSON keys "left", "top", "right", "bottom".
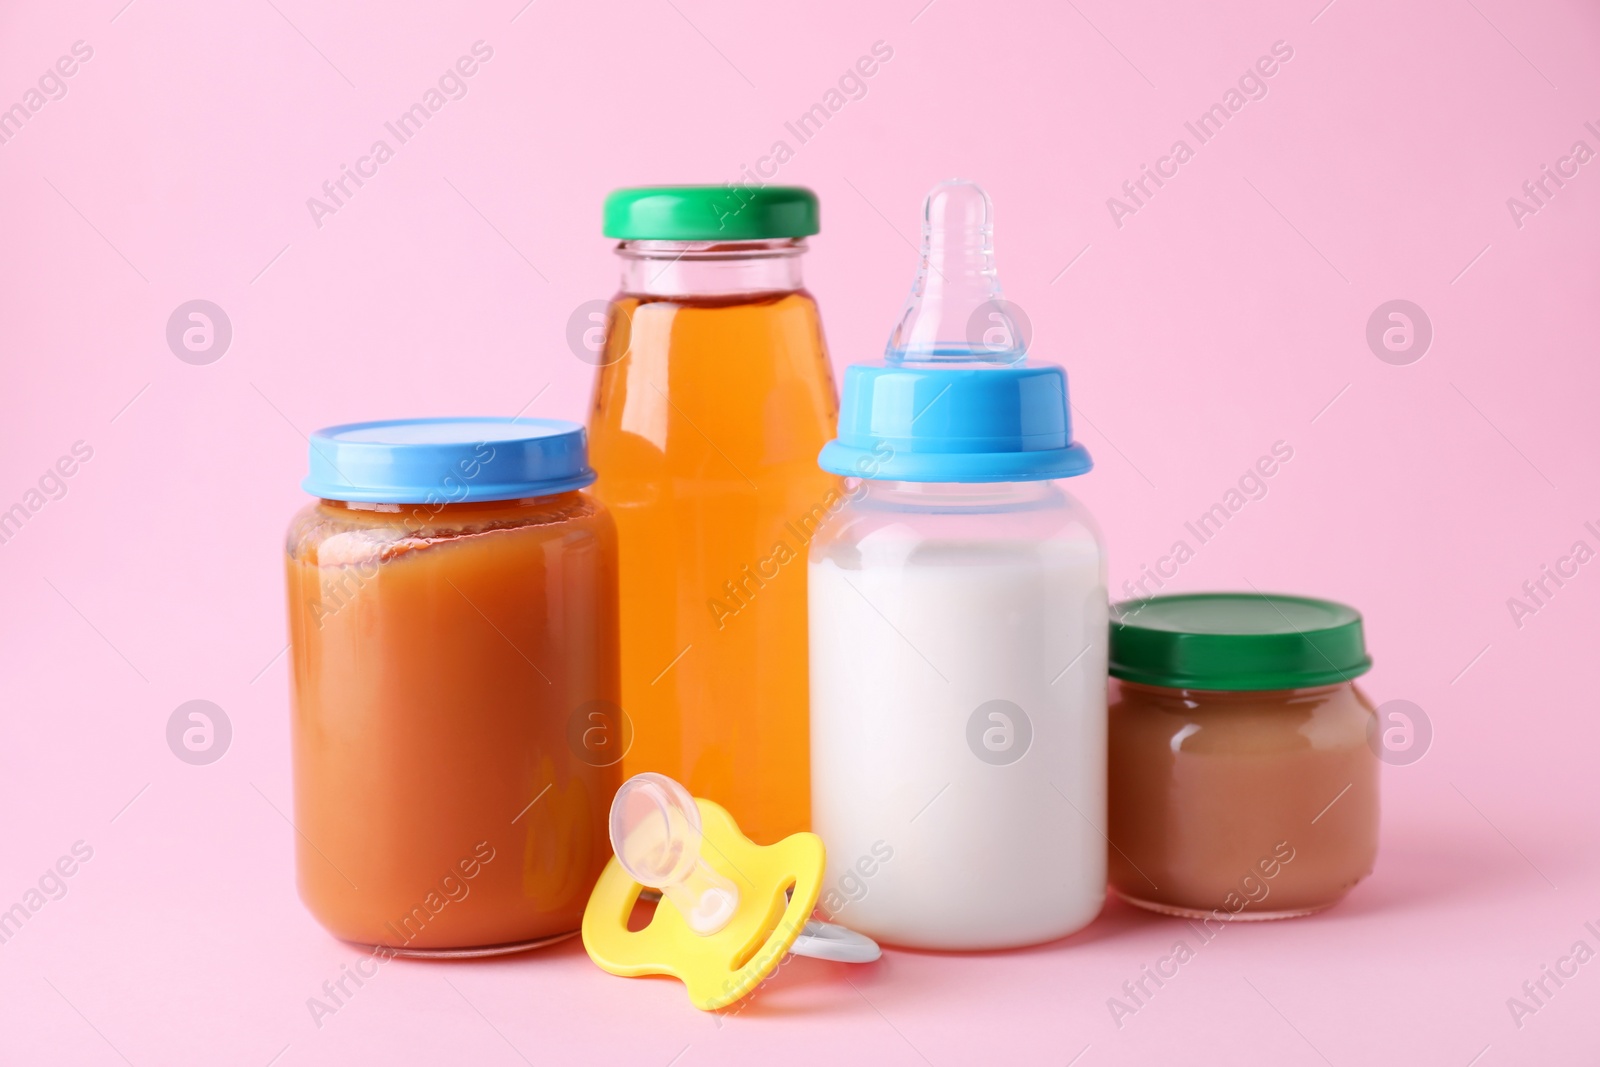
{"left": 1108, "top": 679, "right": 1380, "bottom": 918}
{"left": 286, "top": 492, "right": 620, "bottom": 952}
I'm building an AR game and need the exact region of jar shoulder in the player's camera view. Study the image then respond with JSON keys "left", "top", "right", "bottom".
{"left": 285, "top": 491, "right": 613, "bottom": 564}
{"left": 1110, "top": 680, "right": 1377, "bottom": 754}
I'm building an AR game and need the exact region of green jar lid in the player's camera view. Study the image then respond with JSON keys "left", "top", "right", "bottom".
{"left": 602, "top": 185, "right": 819, "bottom": 241}
{"left": 1109, "top": 593, "right": 1372, "bottom": 691}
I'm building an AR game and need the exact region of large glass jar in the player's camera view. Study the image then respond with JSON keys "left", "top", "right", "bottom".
{"left": 1107, "top": 593, "right": 1380, "bottom": 919}
{"left": 587, "top": 185, "right": 839, "bottom": 845}
{"left": 285, "top": 417, "right": 620, "bottom": 955}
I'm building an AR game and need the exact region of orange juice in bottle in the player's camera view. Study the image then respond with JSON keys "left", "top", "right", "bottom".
{"left": 587, "top": 186, "right": 838, "bottom": 843}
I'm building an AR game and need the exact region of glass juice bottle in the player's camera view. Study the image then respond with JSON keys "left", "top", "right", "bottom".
{"left": 587, "top": 186, "right": 838, "bottom": 844}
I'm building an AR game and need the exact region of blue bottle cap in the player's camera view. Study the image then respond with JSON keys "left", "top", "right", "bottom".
{"left": 818, "top": 364, "right": 1092, "bottom": 483}
{"left": 820, "top": 180, "right": 1092, "bottom": 484}
{"left": 302, "top": 417, "right": 596, "bottom": 503}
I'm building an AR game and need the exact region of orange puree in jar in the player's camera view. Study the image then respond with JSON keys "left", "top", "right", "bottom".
{"left": 286, "top": 418, "right": 619, "bottom": 953}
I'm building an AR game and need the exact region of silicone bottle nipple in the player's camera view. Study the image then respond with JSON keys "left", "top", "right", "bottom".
{"left": 885, "top": 179, "right": 1026, "bottom": 365}
{"left": 609, "top": 773, "right": 739, "bottom": 936}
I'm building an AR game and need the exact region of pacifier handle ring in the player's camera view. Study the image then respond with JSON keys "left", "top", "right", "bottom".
{"left": 635, "top": 892, "right": 882, "bottom": 964}
{"left": 790, "top": 919, "right": 882, "bottom": 964}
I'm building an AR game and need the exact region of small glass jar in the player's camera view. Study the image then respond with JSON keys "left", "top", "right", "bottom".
{"left": 1107, "top": 593, "right": 1380, "bottom": 920}
{"left": 285, "top": 417, "right": 621, "bottom": 955}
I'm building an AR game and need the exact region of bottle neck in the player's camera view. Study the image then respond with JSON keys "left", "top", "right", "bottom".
{"left": 617, "top": 238, "right": 805, "bottom": 298}
{"left": 858, "top": 479, "right": 1059, "bottom": 511}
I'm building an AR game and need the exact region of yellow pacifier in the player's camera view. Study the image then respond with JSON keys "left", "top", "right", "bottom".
{"left": 582, "top": 773, "right": 879, "bottom": 1011}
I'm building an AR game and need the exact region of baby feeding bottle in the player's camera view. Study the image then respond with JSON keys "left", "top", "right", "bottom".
{"left": 808, "top": 181, "right": 1109, "bottom": 950}
{"left": 587, "top": 186, "right": 839, "bottom": 845}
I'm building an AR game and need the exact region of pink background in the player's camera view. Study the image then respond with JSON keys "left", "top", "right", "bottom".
{"left": 2, "top": 0, "right": 1598, "bottom": 1062}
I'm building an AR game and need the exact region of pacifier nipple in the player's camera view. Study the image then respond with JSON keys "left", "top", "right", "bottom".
{"left": 609, "top": 772, "right": 740, "bottom": 937}
{"left": 885, "top": 179, "right": 1026, "bottom": 365}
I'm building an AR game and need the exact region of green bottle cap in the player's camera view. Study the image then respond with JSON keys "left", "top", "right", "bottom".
{"left": 602, "top": 185, "right": 820, "bottom": 241}
{"left": 1109, "top": 593, "right": 1372, "bottom": 691}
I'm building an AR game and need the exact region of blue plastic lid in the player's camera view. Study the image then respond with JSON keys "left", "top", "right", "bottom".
{"left": 819, "top": 180, "right": 1092, "bottom": 484}
{"left": 819, "top": 364, "right": 1092, "bottom": 482}
{"left": 303, "top": 417, "right": 596, "bottom": 503}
